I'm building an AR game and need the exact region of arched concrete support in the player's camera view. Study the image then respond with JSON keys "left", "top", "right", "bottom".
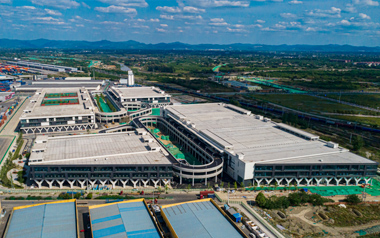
{"left": 46, "top": 180, "right": 54, "bottom": 189}
{"left": 315, "top": 178, "right": 323, "bottom": 186}
{"left": 109, "top": 179, "right": 118, "bottom": 189}
{"left": 78, "top": 180, "right": 86, "bottom": 189}
{"left": 285, "top": 178, "right": 293, "bottom": 186}
{"left": 151, "top": 179, "right": 160, "bottom": 188}
{"left": 162, "top": 179, "right": 170, "bottom": 186}
{"left": 364, "top": 178, "right": 371, "bottom": 184}
{"left": 131, "top": 179, "right": 139, "bottom": 188}
{"left": 120, "top": 179, "right": 129, "bottom": 188}
{"left": 255, "top": 178, "right": 263, "bottom": 187}
{"left": 325, "top": 178, "right": 333, "bottom": 186}
{"left": 67, "top": 180, "right": 76, "bottom": 189}
{"left": 334, "top": 178, "right": 342, "bottom": 186}
{"left": 344, "top": 177, "right": 352, "bottom": 186}
{"left": 141, "top": 179, "right": 149, "bottom": 187}
{"left": 305, "top": 178, "right": 313, "bottom": 186}
{"left": 57, "top": 180, "right": 65, "bottom": 189}
{"left": 99, "top": 180, "right": 107, "bottom": 187}
{"left": 35, "top": 180, "right": 43, "bottom": 189}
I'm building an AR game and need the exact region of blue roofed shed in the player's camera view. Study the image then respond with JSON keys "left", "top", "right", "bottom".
{"left": 161, "top": 199, "right": 247, "bottom": 238}
{"left": 89, "top": 198, "right": 162, "bottom": 238}
{"left": 3, "top": 199, "right": 78, "bottom": 238}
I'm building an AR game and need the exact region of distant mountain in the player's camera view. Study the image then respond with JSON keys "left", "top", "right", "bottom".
{"left": 0, "top": 39, "right": 379, "bottom": 52}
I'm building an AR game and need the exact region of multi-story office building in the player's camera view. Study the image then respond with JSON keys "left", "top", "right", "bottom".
{"left": 20, "top": 88, "right": 96, "bottom": 134}
{"left": 108, "top": 86, "right": 171, "bottom": 111}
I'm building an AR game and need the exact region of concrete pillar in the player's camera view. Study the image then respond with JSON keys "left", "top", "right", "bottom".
{"left": 142, "top": 179, "right": 149, "bottom": 187}
{"left": 344, "top": 177, "right": 352, "bottom": 186}
{"left": 67, "top": 180, "right": 76, "bottom": 189}
{"left": 354, "top": 177, "right": 361, "bottom": 186}
{"left": 57, "top": 180, "right": 65, "bottom": 189}
{"left": 180, "top": 170, "right": 182, "bottom": 185}
{"left": 151, "top": 179, "right": 159, "bottom": 188}
{"left": 215, "top": 175, "right": 217, "bottom": 183}
{"left": 46, "top": 180, "right": 54, "bottom": 189}
{"left": 275, "top": 178, "right": 284, "bottom": 186}
{"left": 285, "top": 178, "right": 293, "bottom": 186}
{"left": 315, "top": 178, "right": 323, "bottom": 186}
{"left": 365, "top": 178, "right": 371, "bottom": 185}
{"left": 120, "top": 179, "right": 129, "bottom": 188}
{"left": 35, "top": 180, "right": 43, "bottom": 189}
{"left": 89, "top": 180, "right": 97, "bottom": 188}
{"left": 325, "top": 178, "right": 333, "bottom": 186}
{"left": 305, "top": 178, "right": 313, "bottom": 186}
{"left": 163, "top": 179, "right": 170, "bottom": 186}
{"left": 255, "top": 178, "right": 263, "bottom": 187}
{"left": 131, "top": 179, "right": 139, "bottom": 188}
{"left": 295, "top": 178, "right": 303, "bottom": 187}
{"left": 334, "top": 178, "right": 342, "bottom": 186}
{"left": 99, "top": 179, "right": 107, "bottom": 187}
{"left": 109, "top": 179, "right": 118, "bottom": 189}
{"left": 77, "top": 180, "right": 86, "bottom": 189}
{"left": 265, "top": 178, "right": 273, "bottom": 185}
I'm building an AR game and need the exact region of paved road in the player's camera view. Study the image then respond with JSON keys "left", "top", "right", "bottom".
{"left": 0, "top": 97, "right": 28, "bottom": 136}
{"left": 0, "top": 137, "right": 13, "bottom": 162}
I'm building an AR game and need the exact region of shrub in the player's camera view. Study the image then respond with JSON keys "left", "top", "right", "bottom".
{"left": 344, "top": 194, "right": 361, "bottom": 204}
{"left": 86, "top": 193, "right": 93, "bottom": 199}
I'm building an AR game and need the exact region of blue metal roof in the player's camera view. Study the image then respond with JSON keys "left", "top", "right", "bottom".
{"left": 5, "top": 201, "right": 77, "bottom": 238}
{"left": 90, "top": 201, "right": 160, "bottom": 238}
{"left": 162, "top": 201, "right": 244, "bottom": 238}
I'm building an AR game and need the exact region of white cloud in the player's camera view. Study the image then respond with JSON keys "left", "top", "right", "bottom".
{"left": 45, "top": 9, "right": 62, "bottom": 16}
{"left": 95, "top": 5, "right": 137, "bottom": 14}
{"left": 81, "top": 2, "right": 90, "bottom": 9}
{"left": 210, "top": 18, "right": 224, "bottom": 22}
{"left": 281, "top": 13, "right": 297, "bottom": 18}
{"left": 156, "top": 6, "right": 181, "bottom": 13}
{"left": 149, "top": 18, "right": 159, "bottom": 22}
{"left": 160, "top": 14, "right": 202, "bottom": 20}
{"left": 227, "top": 27, "right": 247, "bottom": 32}
{"left": 32, "top": 17, "right": 66, "bottom": 25}
{"left": 305, "top": 27, "right": 317, "bottom": 31}
{"left": 289, "top": 0, "right": 302, "bottom": 4}
{"left": 183, "top": 6, "right": 205, "bottom": 13}
{"left": 185, "top": 0, "right": 249, "bottom": 8}
{"left": 20, "top": 6, "right": 36, "bottom": 9}
{"left": 359, "top": 13, "right": 371, "bottom": 19}
{"left": 137, "top": 18, "right": 145, "bottom": 22}
{"left": 353, "top": 0, "right": 379, "bottom": 6}
{"left": 30, "top": 0, "right": 80, "bottom": 9}
{"left": 256, "top": 19, "right": 265, "bottom": 23}
{"left": 340, "top": 19, "right": 351, "bottom": 26}
{"left": 160, "top": 24, "right": 168, "bottom": 27}
{"left": 156, "top": 28, "right": 167, "bottom": 32}
{"left": 306, "top": 7, "right": 341, "bottom": 18}
{"left": 76, "top": 24, "right": 84, "bottom": 27}
{"left": 98, "top": 0, "right": 148, "bottom": 8}
{"left": 210, "top": 22, "right": 229, "bottom": 26}
{"left": 160, "top": 14, "right": 175, "bottom": 20}
{"left": 0, "top": 0, "right": 12, "bottom": 3}
{"left": 345, "top": 4, "right": 357, "bottom": 13}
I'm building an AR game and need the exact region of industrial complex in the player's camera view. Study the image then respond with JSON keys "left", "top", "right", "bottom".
{"left": 7, "top": 60, "right": 78, "bottom": 73}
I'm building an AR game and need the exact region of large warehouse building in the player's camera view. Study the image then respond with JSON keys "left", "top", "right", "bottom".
{"left": 3, "top": 199, "right": 78, "bottom": 238}
{"left": 161, "top": 199, "right": 246, "bottom": 238}
{"left": 140, "top": 103, "right": 378, "bottom": 187}
{"left": 19, "top": 88, "right": 97, "bottom": 134}
{"left": 89, "top": 199, "right": 163, "bottom": 238}
{"left": 29, "top": 130, "right": 174, "bottom": 189}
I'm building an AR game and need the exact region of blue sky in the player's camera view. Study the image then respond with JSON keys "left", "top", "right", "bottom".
{"left": 0, "top": 0, "right": 379, "bottom": 46}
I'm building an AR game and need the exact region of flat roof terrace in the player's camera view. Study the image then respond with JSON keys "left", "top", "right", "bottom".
{"left": 165, "top": 103, "right": 376, "bottom": 165}
{"left": 89, "top": 199, "right": 162, "bottom": 238}
{"left": 111, "top": 86, "right": 171, "bottom": 100}
{"left": 161, "top": 199, "right": 245, "bottom": 238}
{"left": 29, "top": 130, "right": 173, "bottom": 166}
{"left": 3, "top": 200, "right": 78, "bottom": 238}
{"left": 21, "top": 88, "right": 94, "bottom": 118}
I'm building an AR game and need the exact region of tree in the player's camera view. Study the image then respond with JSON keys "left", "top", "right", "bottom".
{"left": 344, "top": 194, "right": 361, "bottom": 204}
{"left": 187, "top": 184, "right": 191, "bottom": 193}
{"left": 234, "top": 182, "right": 238, "bottom": 191}
{"left": 86, "top": 193, "right": 93, "bottom": 199}
{"left": 74, "top": 193, "right": 81, "bottom": 199}
{"left": 227, "top": 182, "right": 230, "bottom": 190}
{"left": 352, "top": 135, "right": 364, "bottom": 151}
{"left": 256, "top": 192, "right": 267, "bottom": 207}
{"left": 220, "top": 181, "right": 224, "bottom": 188}
{"left": 240, "top": 182, "right": 245, "bottom": 189}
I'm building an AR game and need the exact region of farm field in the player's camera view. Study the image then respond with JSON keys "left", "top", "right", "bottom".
{"left": 325, "top": 94, "right": 380, "bottom": 109}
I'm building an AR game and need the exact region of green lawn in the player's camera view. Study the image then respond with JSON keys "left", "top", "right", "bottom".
{"left": 325, "top": 94, "right": 380, "bottom": 109}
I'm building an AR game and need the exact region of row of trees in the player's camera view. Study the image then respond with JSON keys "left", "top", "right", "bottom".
{"left": 255, "top": 191, "right": 332, "bottom": 209}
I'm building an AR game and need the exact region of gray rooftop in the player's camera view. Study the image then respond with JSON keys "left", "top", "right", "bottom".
{"left": 161, "top": 200, "right": 244, "bottom": 238}
{"left": 89, "top": 200, "right": 161, "bottom": 238}
{"left": 165, "top": 103, "right": 376, "bottom": 165}
{"left": 29, "top": 131, "right": 172, "bottom": 166}
{"left": 110, "top": 86, "right": 170, "bottom": 99}
{"left": 4, "top": 200, "right": 77, "bottom": 238}
{"left": 20, "top": 88, "right": 95, "bottom": 118}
